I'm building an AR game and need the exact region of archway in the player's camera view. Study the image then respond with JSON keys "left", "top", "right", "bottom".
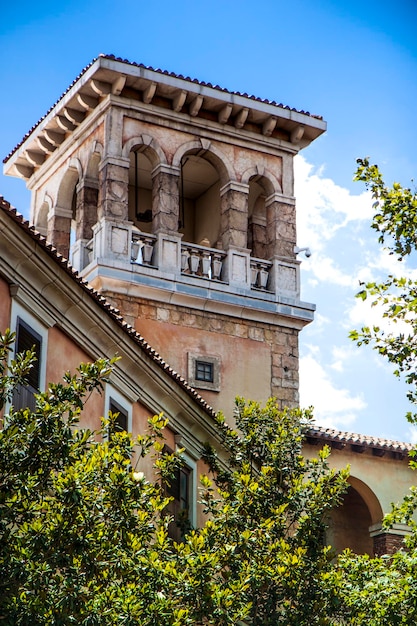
{"left": 179, "top": 152, "right": 221, "bottom": 247}
{"left": 247, "top": 175, "right": 275, "bottom": 259}
{"left": 325, "top": 477, "right": 383, "bottom": 555}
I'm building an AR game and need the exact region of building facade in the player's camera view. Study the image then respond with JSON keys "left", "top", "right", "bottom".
{"left": 2, "top": 55, "right": 416, "bottom": 555}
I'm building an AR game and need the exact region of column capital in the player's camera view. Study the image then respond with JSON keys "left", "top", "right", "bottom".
{"left": 220, "top": 181, "right": 249, "bottom": 196}
{"left": 151, "top": 163, "right": 181, "bottom": 178}
{"left": 48, "top": 205, "right": 73, "bottom": 220}
{"left": 265, "top": 192, "right": 295, "bottom": 208}
{"left": 99, "top": 155, "right": 130, "bottom": 172}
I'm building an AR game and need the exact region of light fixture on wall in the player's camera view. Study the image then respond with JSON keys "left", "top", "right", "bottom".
{"left": 294, "top": 245, "right": 311, "bottom": 258}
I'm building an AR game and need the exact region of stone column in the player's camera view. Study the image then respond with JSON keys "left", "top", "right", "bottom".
{"left": 219, "top": 181, "right": 249, "bottom": 250}
{"left": 265, "top": 194, "right": 296, "bottom": 260}
{"left": 75, "top": 178, "right": 99, "bottom": 240}
{"left": 92, "top": 156, "right": 132, "bottom": 264}
{"left": 47, "top": 206, "right": 72, "bottom": 259}
{"left": 151, "top": 164, "right": 180, "bottom": 234}
{"left": 370, "top": 523, "right": 411, "bottom": 556}
{"left": 98, "top": 156, "right": 129, "bottom": 221}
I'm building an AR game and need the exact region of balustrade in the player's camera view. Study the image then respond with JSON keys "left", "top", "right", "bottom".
{"left": 250, "top": 258, "right": 273, "bottom": 290}
{"left": 131, "top": 232, "right": 157, "bottom": 265}
{"left": 180, "top": 243, "right": 226, "bottom": 281}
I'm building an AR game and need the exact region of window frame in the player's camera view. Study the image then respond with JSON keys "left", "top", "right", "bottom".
{"left": 8, "top": 302, "right": 48, "bottom": 412}
{"left": 164, "top": 447, "right": 197, "bottom": 541}
{"left": 104, "top": 385, "right": 132, "bottom": 433}
{"left": 187, "top": 352, "right": 220, "bottom": 392}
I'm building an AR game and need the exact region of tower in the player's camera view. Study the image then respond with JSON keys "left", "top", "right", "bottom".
{"left": 3, "top": 54, "right": 325, "bottom": 415}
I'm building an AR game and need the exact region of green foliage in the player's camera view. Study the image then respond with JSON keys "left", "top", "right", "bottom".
{"left": 0, "top": 331, "right": 349, "bottom": 624}
{"left": 352, "top": 159, "right": 417, "bottom": 418}
{"left": 201, "top": 399, "right": 349, "bottom": 625}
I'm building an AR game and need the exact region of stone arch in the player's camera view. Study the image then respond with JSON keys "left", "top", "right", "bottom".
{"left": 241, "top": 165, "right": 281, "bottom": 194}
{"left": 50, "top": 159, "right": 82, "bottom": 258}
{"left": 55, "top": 158, "right": 82, "bottom": 210}
{"left": 244, "top": 171, "right": 278, "bottom": 259}
{"left": 85, "top": 141, "right": 103, "bottom": 180}
{"left": 325, "top": 476, "right": 383, "bottom": 556}
{"left": 171, "top": 141, "right": 236, "bottom": 247}
{"left": 34, "top": 193, "right": 52, "bottom": 237}
{"left": 125, "top": 137, "right": 167, "bottom": 233}
{"left": 172, "top": 140, "right": 235, "bottom": 186}
{"left": 122, "top": 134, "right": 167, "bottom": 167}
{"left": 347, "top": 476, "right": 383, "bottom": 525}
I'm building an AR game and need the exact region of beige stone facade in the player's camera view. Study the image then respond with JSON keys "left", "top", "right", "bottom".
{"left": 4, "top": 55, "right": 322, "bottom": 414}
{"left": 3, "top": 55, "right": 416, "bottom": 557}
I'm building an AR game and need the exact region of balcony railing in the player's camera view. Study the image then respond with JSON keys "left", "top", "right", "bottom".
{"left": 131, "top": 232, "right": 157, "bottom": 266}
{"left": 73, "top": 221, "right": 301, "bottom": 302}
{"left": 250, "top": 258, "right": 273, "bottom": 291}
{"left": 180, "top": 243, "right": 226, "bottom": 281}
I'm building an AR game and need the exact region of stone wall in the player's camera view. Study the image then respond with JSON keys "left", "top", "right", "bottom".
{"left": 103, "top": 292, "right": 300, "bottom": 413}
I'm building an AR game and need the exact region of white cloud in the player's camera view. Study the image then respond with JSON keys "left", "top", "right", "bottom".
{"left": 299, "top": 350, "right": 367, "bottom": 431}
{"left": 295, "top": 155, "right": 373, "bottom": 254}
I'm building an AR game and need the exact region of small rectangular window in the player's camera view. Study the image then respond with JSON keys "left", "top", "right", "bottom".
{"left": 109, "top": 397, "right": 128, "bottom": 432}
{"left": 188, "top": 353, "right": 220, "bottom": 392}
{"left": 12, "top": 318, "right": 42, "bottom": 411}
{"left": 163, "top": 446, "right": 192, "bottom": 542}
{"left": 195, "top": 360, "right": 214, "bottom": 383}
{"left": 166, "top": 465, "right": 191, "bottom": 541}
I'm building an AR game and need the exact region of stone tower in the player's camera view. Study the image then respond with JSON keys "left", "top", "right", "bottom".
{"left": 3, "top": 54, "right": 325, "bottom": 415}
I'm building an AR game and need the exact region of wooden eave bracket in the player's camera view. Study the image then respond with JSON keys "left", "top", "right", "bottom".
{"left": 91, "top": 79, "right": 112, "bottom": 96}
{"left": 218, "top": 103, "right": 233, "bottom": 124}
{"left": 26, "top": 150, "right": 45, "bottom": 166}
{"left": 112, "top": 74, "right": 127, "bottom": 95}
{"left": 290, "top": 124, "right": 305, "bottom": 143}
{"left": 44, "top": 129, "right": 65, "bottom": 147}
{"left": 173, "top": 90, "right": 187, "bottom": 112}
{"left": 235, "top": 107, "right": 249, "bottom": 129}
{"left": 14, "top": 162, "right": 34, "bottom": 179}
{"left": 57, "top": 115, "right": 76, "bottom": 131}
{"left": 37, "top": 136, "right": 55, "bottom": 154}
{"left": 189, "top": 94, "right": 204, "bottom": 117}
{"left": 143, "top": 82, "right": 157, "bottom": 104}
{"left": 63, "top": 107, "right": 86, "bottom": 125}
{"left": 77, "top": 92, "right": 99, "bottom": 111}
{"left": 263, "top": 116, "right": 277, "bottom": 136}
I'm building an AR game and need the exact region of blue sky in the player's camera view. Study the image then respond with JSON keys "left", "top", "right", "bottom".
{"left": 2, "top": 0, "right": 417, "bottom": 441}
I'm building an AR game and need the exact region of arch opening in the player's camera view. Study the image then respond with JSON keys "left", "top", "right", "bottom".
{"left": 325, "top": 479, "right": 383, "bottom": 556}
{"left": 128, "top": 149, "right": 153, "bottom": 233}
{"left": 179, "top": 153, "right": 221, "bottom": 247}
{"left": 247, "top": 175, "right": 274, "bottom": 259}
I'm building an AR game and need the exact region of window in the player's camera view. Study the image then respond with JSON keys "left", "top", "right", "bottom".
{"left": 195, "top": 360, "right": 213, "bottom": 383}
{"left": 12, "top": 318, "right": 42, "bottom": 411}
{"left": 165, "top": 462, "right": 192, "bottom": 542}
{"left": 188, "top": 353, "right": 220, "bottom": 392}
{"left": 104, "top": 385, "right": 132, "bottom": 434}
{"left": 109, "top": 397, "right": 128, "bottom": 432}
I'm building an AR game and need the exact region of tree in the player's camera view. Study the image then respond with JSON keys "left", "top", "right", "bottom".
{"left": 0, "top": 330, "right": 348, "bottom": 625}
{"left": 201, "top": 399, "right": 348, "bottom": 625}
{"left": 331, "top": 159, "right": 417, "bottom": 625}
{"left": 350, "top": 157, "right": 417, "bottom": 417}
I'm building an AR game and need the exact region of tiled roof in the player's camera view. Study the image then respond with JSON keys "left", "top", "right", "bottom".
{"left": 0, "top": 195, "right": 217, "bottom": 420}
{"left": 307, "top": 426, "right": 412, "bottom": 454}
{"left": 3, "top": 53, "right": 323, "bottom": 163}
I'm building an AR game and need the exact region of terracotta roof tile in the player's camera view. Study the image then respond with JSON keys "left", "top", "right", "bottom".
{"left": 308, "top": 426, "right": 412, "bottom": 454}
{"left": 3, "top": 53, "right": 322, "bottom": 163}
